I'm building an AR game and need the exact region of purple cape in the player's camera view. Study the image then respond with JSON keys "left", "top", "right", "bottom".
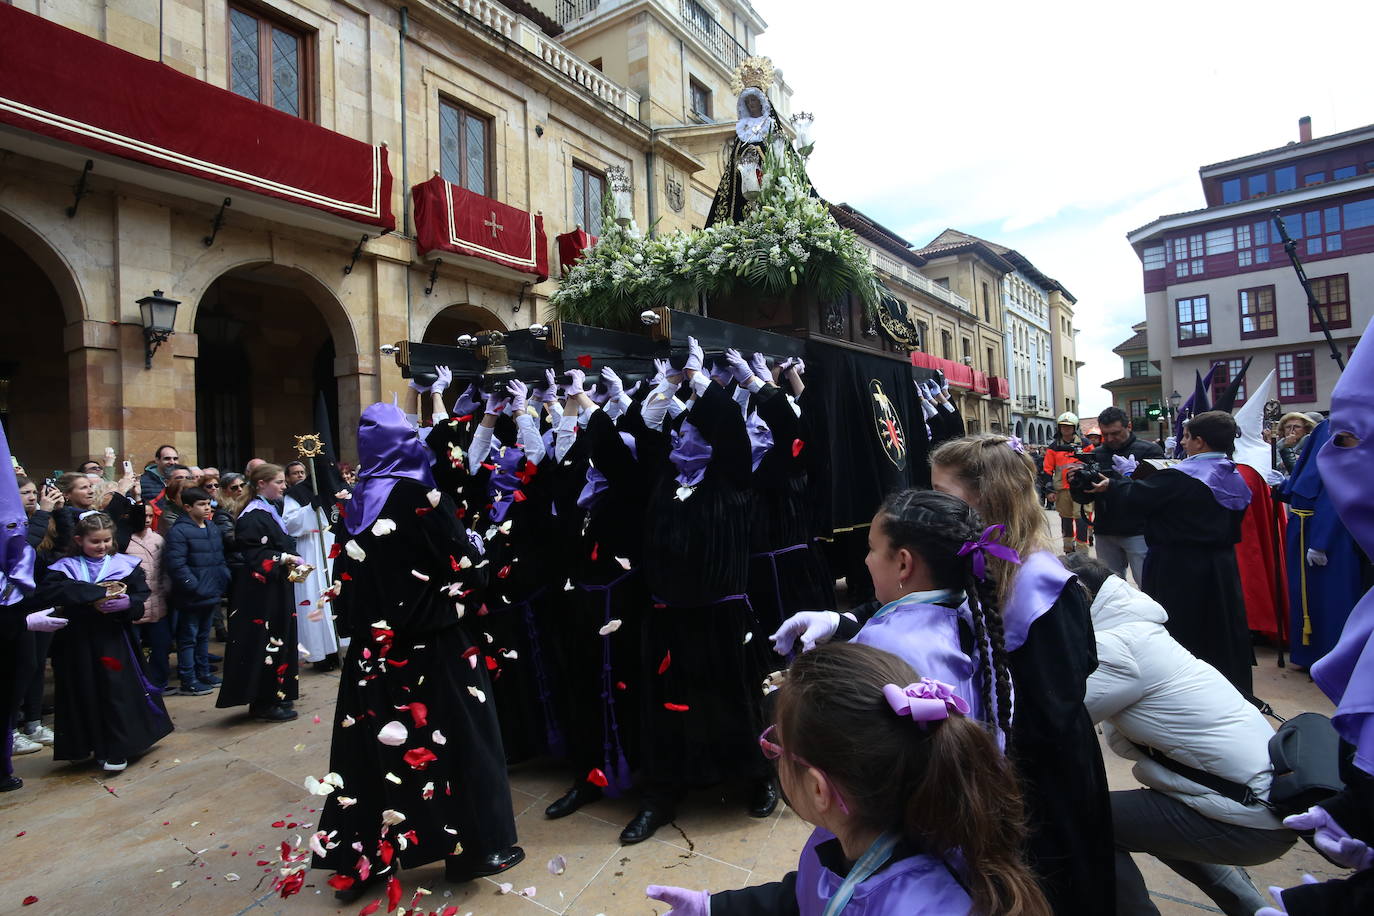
{"left": 851, "top": 594, "right": 983, "bottom": 725}
{"left": 0, "top": 417, "right": 34, "bottom": 604}
{"left": 345, "top": 403, "right": 436, "bottom": 536}
{"left": 795, "top": 829, "right": 970, "bottom": 916}
{"left": 669, "top": 421, "right": 712, "bottom": 488}
{"left": 239, "top": 497, "right": 288, "bottom": 532}
{"left": 1002, "top": 550, "right": 1076, "bottom": 653}
{"left": 49, "top": 552, "right": 142, "bottom": 582}
{"left": 1312, "top": 316, "right": 1374, "bottom": 775}
{"left": 1170, "top": 454, "right": 1252, "bottom": 511}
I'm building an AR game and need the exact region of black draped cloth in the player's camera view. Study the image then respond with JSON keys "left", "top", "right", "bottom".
{"left": 36, "top": 565, "right": 173, "bottom": 761}
{"left": 1109, "top": 469, "right": 1254, "bottom": 696}
{"left": 1006, "top": 578, "right": 1115, "bottom": 916}
{"left": 217, "top": 509, "right": 299, "bottom": 709}
{"left": 313, "top": 479, "right": 515, "bottom": 875}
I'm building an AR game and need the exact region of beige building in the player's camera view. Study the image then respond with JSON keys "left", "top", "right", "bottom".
{"left": 1048, "top": 289, "right": 1082, "bottom": 418}
{"left": 0, "top": 0, "right": 785, "bottom": 474}
{"left": 1101, "top": 321, "right": 1164, "bottom": 431}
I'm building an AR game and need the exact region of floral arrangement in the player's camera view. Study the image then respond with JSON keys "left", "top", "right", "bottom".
{"left": 551, "top": 137, "right": 881, "bottom": 328}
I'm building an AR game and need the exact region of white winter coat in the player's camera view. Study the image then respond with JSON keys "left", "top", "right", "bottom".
{"left": 1084, "top": 575, "right": 1284, "bottom": 830}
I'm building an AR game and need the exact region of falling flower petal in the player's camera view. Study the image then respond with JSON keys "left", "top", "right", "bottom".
{"left": 664, "top": 702, "right": 690, "bottom": 712}
{"left": 387, "top": 875, "right": 403, "bottom": 911}
{"left": 304, "top": 776, "right": 335, "bottom": 796}
{"left": 403, "top": 747, "right": 438, "bottom": 770}
{"left": 358, "top": 900, "right": 381, "bottom": 916}
{"left": 657, "top": 651, "right": 672, "bottom": 675}
{"left": 792, "top": 438, "right": 805, "bottom": 457}
{"left": 598, "top": 619, "right": 622, "bottom": 636}
{"left": 427, "top": 489, "right": 442, "bottom": 508}
{"left": 410, "top": 569, "right": 430, "bottom": 582}
{"left": 576, "top": 353, "right": 593, "bottom": 368}
{"left": 327, "top": 875, "right": 355, "bottom": 890}
{"left": 421, "top": 781, "right": 435, "bottom": 800}
{"left": 345, "top": 540, "right": 366, "bottom": 561}
{"left": 586, "top": 768, "right": 609, "bottom": 788}
{"left": 99, "top": 656, "right": 123, "bottom": 671}
{"left": 384, "top": 772, "right": 402, "bottom": 784}
{"left": 377, "top": 721, "right": 408, "bottom": 746}
{"left": 548, "top": 855, "right": 566, "bottom": 875}
{"left": 432, "top": 729, "right": 447, "bottom": 745}
{"left": 336, "top": 796, "right": 358, "bottom": 808}
{"left": 328, "top": 542, "right": 342, "bottom": 559}
{"left": 615, "top": 556, "right": 631, "bottom": 570}
{"left": 371, "top": 518, "right": 397, "bottom": 537}
{"left": 744, "top": 631, "right": 753, "bottom": 644}
{"left": 381, "top": 809, "right": 406, "bottom": 827}
{"left": 467, "top": 686, "right": 486, "bottom": 703}
{"left": 341, "top": 714, "right": 356, "bottom": 728}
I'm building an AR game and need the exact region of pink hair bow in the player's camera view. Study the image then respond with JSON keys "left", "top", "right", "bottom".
{"left": 957, "top": 524, "right": 1022, "bottom": 580}
{"left": 882, "top": 678, "right": 970, "bottom": 725}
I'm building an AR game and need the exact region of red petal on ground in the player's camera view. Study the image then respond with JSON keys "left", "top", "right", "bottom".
{"left": 358, "top": 901, "right": 382, "bottom": 916}
{"left": 586, "top": 768, "right": 609, "bottom": 788}
{"left": 99, "top": 656, "right": 123, "bottom": 671}
{"left": 22, "top": 896, "right": 38, "bottom": 906}
{"left": 664, "top": 703, "right": 690, "bottom": 712}
{"left": 657, "top": 651, "right": 671, "bottom": 675}
{"left": 271, "top": 821, "right": 286, "bottom": 828}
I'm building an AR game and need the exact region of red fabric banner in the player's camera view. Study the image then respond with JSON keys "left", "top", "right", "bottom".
{"left": 1236, "top": 463, "right": 1289, "bottom": 643}
{"left": 0, "top": 4, "right": 393, "bottom": 230}
{"left": 989, "top": 376, "right": 1011, "bottom": 400}
{"left": 412, "top": 176, "right": 549, "bottom": 281}
{"left": 557, "top": 229, "right": 598, "bottom": 274}
{"left": 972, "top": 370, "right": 989, "bottom": 394}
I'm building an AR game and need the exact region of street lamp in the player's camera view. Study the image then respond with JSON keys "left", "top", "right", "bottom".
{"left": 137, "top": 290, "right": 179, "bottom": 369}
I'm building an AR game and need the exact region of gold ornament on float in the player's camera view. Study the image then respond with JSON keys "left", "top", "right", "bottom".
{"left": 730, "top": 56, "right": 776, "bottom": 95}
{"left": 294, "top": 433, "right": 324, "bottom": 458}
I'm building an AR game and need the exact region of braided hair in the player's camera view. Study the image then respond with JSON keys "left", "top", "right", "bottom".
{"left": 874, "top": 488, "right": 1014, "bottom": 741}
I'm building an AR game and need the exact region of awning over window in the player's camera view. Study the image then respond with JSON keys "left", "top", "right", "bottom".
{"left": 0, "top": 4, "right": 394, "bottom": 231}
{"left": 412, "top": 176, "right": 549, "bottom": 281}
{"left": 556, "top": 228, "right": 598, "bottom": 274}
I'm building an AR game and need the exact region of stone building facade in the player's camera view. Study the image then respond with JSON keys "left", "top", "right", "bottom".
{"left": 0, "top": 0, "right": 784, "bottom": 474}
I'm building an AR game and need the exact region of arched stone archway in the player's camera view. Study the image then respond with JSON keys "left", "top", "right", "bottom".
{"left": 421, "top": 303, "right": 508, "bottom": 345}
{"left": 193, "top": 262, "right": 361, "bottom": 471}
{"left": 0, "top": 211, "right": 83, "bottom": 472}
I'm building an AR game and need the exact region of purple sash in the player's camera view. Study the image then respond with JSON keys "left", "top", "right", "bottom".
{"left": 239, "top": 497, "right": 288, "bottom": 533}
{"left": 486, "top": 443, "right": 525, "bottom": 524}
{"left": 49, "top": 552, "right": 141, "bottom": 583}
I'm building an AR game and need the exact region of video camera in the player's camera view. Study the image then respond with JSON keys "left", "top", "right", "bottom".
{"left": 1065, "top": 449, "right": 1108, "bottom": 495}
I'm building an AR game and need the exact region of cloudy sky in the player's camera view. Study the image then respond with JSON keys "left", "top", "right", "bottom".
{"left": 757, "top": 0, "right": 1373, "bottom": 414}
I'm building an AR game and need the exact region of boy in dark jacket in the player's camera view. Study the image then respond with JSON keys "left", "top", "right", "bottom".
{"left": 165, "top": 487, "right": 231, "bottom": 696}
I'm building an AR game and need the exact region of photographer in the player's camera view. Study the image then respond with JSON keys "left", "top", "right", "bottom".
{"left": 1044, "top": 412, "right": 1093, "bottom": 553}
{"left": 1075, "top": 407, "right": 1164, "bottom": 583}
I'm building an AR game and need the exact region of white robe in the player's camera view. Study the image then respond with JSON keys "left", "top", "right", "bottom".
{"left": 282, "top": 493, "right": 342, "bottom": 662}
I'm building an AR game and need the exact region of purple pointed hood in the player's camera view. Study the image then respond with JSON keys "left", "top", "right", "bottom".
{"left": 0, "top": 418, "right": 34, "bottom": 605}
{"left": 1312, "top": 318, "right": 1374, "bottom": 775}
{"left": 670, "top": 421, "right": 712, "bottom": 489}
{"left": 344, "top": 403, "right": 435, "bottom": 536}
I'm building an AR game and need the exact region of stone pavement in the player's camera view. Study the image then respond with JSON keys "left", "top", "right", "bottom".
{"left": 0, "top": 646, "right": 1345, "bottom": 916}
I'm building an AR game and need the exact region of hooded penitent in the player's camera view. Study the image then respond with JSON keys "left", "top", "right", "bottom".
{"left": 1312, "top": 317, "right": 1374, "bottom": 775}
{"left": 344, "top": 403, "right": 435, "bottom": 536}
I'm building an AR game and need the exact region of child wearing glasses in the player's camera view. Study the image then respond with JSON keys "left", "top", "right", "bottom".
{"left": 647, "top": 642, "right": 1048, "bottom": 915}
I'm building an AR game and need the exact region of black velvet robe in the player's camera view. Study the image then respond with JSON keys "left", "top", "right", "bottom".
{"left": 217, "top": 508, "right": 300, "bottom": 709}
{"left": 313, "top": 480, "right": 515, "bottom": 876}
{"left": 35, "top": 563, "right": 173, "bottom": 762}
{"left": 1006, "top": 579, "right": 1115, "bottom": 916}
{"left": 1109, "top": 468, "right": 1254, "bottom": 696}
{"left": 638, "top": 384, "right": 768, "bottom": 793}
{"left": 747, "top": 385, "right": 835, "bottom": 637}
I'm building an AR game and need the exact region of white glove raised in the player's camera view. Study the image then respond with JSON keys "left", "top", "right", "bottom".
{"left": 769, "top": 611, "right": 840, "bottom": 655}
{"left": 1306, "top": 548, "right": 1328, "bottom": 567}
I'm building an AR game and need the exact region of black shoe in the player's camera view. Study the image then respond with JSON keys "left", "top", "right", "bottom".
{"left": 0, "top": 776, "right": 21, "bottom": 792}
{"left": 251, "top": 703, "right": 297, "bottom": 722}
{"left": 748, "top": 780, "right": 779, "bottom": 818}
{"left": 545, "top": 783, "right": 602, "bottom": 819}
{"left": 333, "top": 874, "right": 381, "bottom": 904}
{"left": 620, "top": 807, "right": 674, "bottom": 845}
{"left": 312, "top": 654, "right": 340, "bottom": 673}
{"left": 444, "top": 846, "right": 525, "bottom": 883}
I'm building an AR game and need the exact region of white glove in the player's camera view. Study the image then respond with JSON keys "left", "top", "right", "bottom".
{"left": 770, "top": 611, "right": 840, "bottom": 655}
{"left": 685, "top": 335, "right": 704, "bottom": 373}
{"left": 26, "top": 609, "right": 67, "bottom": 633}
{"left": 1165, "top": 436, "right": 1177, "bottom": 451}
{"left": 1306, "top": 548, "right": 1328, "bottom": 567}
{"left": 432, "top": 365, "right": 452, "bottom": 395}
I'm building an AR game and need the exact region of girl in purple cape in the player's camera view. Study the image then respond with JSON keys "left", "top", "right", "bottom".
{"left": 29, "top": 511, "right": 172, "bottom": 772}
{"left": 647, "top": 642, "right": 1050, "bottom": 916}
{"left": 930, "top": 434, "right": 1114, "bottom": 916}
